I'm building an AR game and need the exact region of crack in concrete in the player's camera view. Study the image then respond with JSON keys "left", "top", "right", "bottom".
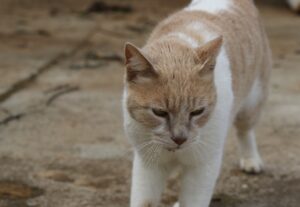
{"left": 46, "top": 85, "right": 79, "bottom": 106}
{"left": 0, "top": 85, "right": 80, "bottom": 126}
{"left": 0, "top": 83, "right": 81, "bottom": 126}
{"left": 0, "top": 25, "right": 126, "bottom": 126}
{"left": 0, "top": 113, "right": 25, "bottom": 125}
{"left": 0, "top": 28, "right": 98, "bottom": 104}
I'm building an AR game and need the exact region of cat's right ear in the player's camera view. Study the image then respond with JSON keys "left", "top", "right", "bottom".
{"left": 124, "top": 42, "right": 157, "bottom": 84}
{"left": 195, "top": 36, "right": 223, "bottom": 75}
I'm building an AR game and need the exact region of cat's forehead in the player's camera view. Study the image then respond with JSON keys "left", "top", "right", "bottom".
{"left": 143, "top": 40, "right": 197, "bottom": 66}
{"left": 162, "top": 93, "right": 207, "bottom": 113}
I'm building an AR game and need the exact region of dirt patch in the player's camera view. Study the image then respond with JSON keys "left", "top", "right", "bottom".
{"left": 0, "top": 180, "right": 43, "bottom": 200}
{"left": 36, "top": 170, "right": 74, "bottom": 183}
{"left": 84, "top": 1, "right": 133, "bottom": 14}
{"left": 210, "top": 194, "right": 242, "bottom": 207}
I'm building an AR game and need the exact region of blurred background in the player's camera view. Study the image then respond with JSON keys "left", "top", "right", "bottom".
{"left": 0, "top": 0, "right": 299, "bottom": 207}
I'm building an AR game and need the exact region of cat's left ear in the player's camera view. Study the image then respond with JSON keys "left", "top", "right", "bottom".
{"left": 195, "top": 36, "right": 223, "bottom": 74}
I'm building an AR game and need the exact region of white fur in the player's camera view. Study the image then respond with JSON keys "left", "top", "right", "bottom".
{"left": 185, "top": 0, "right": 231, "bottom": 13}
{"left": 287, "top": 0, "right": 300, "bottom": 11}
{"left": 130, "top": 156, "right": 167, "bottom": 207}
{"left": 168, "top": 32, "right": 199, "bottom": 48}
{"left": 187, "top": 22, "right": 220, "bottom": 43}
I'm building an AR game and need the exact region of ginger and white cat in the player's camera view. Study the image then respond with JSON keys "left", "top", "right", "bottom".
{"left": 123, "top": 0, "right": 272, "bottom": 207}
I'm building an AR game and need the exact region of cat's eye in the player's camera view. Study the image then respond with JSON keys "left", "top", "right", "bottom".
{"left": 152, "top": 108, "right": 169, "bottom": 118}
{"left": 190, "top": 107, "right": 205, "bottom": 117}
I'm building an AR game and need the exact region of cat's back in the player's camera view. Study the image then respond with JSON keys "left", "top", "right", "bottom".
{"left": 148, "top": 0, "right": 272, "bottom": 110}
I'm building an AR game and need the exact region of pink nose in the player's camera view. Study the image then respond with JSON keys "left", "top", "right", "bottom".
{"left": 171, "top": 137, "right": 187, "bottom": 146}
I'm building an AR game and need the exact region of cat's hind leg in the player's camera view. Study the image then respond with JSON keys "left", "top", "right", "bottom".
{"left": 234, "top": 79, "right": 266, "bottom": 174}
{"left": 235, "top": 126, "right": 263, "bottom": 174}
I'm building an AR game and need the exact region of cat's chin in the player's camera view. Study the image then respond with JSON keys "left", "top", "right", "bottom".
{"left": 165, "top": 146, "right": 182, "bottom": 152}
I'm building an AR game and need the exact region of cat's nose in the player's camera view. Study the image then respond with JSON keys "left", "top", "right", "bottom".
{"left": 171, "top": 136, "right": 187, "bottom": 146}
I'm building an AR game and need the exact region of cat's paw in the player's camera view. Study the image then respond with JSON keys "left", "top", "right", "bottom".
{"left": 240, "top": 157, "right": 263, "bottom": 174}
{"left": 173, "top": 202, "right": 179, "bottom": 207}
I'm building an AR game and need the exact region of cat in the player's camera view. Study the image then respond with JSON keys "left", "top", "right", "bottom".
{"left": 287, "top": 0, "right": 300, "bottom": 12}
{"left": 122, "top": 0, "right": 272, "bottom": 207}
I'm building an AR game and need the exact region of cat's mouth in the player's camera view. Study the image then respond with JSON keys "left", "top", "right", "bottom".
{"left": 165, "top": 145, "right": 183, "bottom": 152}
{"left": 163, "top": 139, "right": 197, "bottom": 152}
{"left": 166, "top": 147, "right": 178, "bottom": 152}
{"left": 155, "top": 142, "right": 179, "bottom": 152}
{"left": 152, "top": 136, "right": 187, "bottom": 151}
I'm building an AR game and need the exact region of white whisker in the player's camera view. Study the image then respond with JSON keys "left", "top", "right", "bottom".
{"left": 135, "top": 141, "right": 154, "bottom": 152}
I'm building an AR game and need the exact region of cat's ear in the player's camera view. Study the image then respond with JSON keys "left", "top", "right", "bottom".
{"left": 124, "top": 42, "right": 157, "bottom": 84}
{"left": 195, "top": 36, "right": 223, "bottom": 74}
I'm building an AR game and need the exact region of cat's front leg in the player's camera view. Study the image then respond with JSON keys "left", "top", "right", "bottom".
{"left": 178, "top": 160, "right": 222, "bottom": 207}
{"left": 130, "top": 154, "right": 167, "bottom": 207}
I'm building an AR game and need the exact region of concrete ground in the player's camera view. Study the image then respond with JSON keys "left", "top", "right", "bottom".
{"left": 0, "top": 0, "right": 299, "bottom": 207}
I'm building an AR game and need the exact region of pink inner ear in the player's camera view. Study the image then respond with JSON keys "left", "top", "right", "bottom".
{"left": 194, "top": 36, "right": 223, "bottom": 73}
{"left": 195, "top": 36, "right": 223, "bottom": 62}
{"left": 125, "top": 43, "right": 139, "bottom": 64}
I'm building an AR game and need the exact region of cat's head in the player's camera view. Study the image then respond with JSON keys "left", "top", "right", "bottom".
{"left": 123, "top": 36, "right": 222, "bottom": 151}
